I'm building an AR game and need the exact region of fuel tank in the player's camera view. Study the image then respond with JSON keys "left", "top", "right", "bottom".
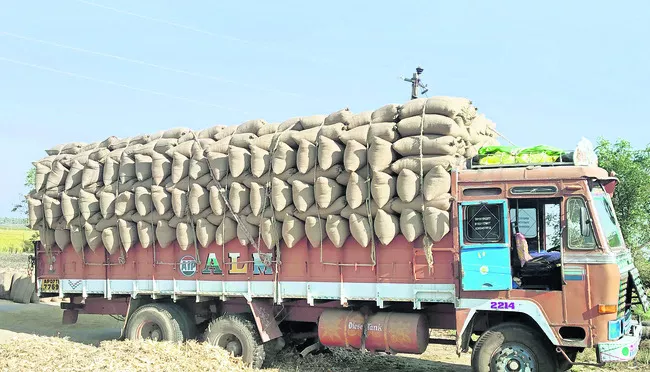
{"left": 317, "top": 309, "right": 429, "bottom": 354}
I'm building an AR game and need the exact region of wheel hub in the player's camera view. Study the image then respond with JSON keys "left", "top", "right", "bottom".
{"left": 493, "top": 344, "right": 535, "bottom": 372}
{"left": 225, "top": 340, "right": 243, "bottom": 356}
{"left": 137, "top": 321, "right": 164, "bottom": 341}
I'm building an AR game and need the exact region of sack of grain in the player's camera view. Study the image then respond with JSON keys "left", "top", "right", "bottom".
{"left": 391, "top": 193, "right": 452, "bottom": 213}
{"left": 390, "top": 154, "right": 464, "bottom": 174}
{"left": 60, "top": 193, "right": 79, "bottom": 227}
{"left": 257, "top": 118, "right": 302, "bottom": 135}
{"left": 305, "top": 216, "right": 325, "bottom": 247}
{"left": 101, "top": 227, "right": 120, "bottom": 255}
{"left": 175, "top": 222, "right": 195, "bottom": 251}
{"left": 236, "top": 219, "right": 259, "bottom": 246}
{"left": 287, "top": 164, "right": 344, "bottom": 185}
{"left": 195, "top": 218, "right": 216, "bottom": 248}
{"left": 189, "top": 154, "right": 210, "bottom": 181}
{"left": 397, "top": 114, "right": 470, "bottom": 141}
{"left": 154, "top": 220, "right": 176, "bottom": 248}
{"left": 346, "top": 171, "right": 368, "bottom": 209}
{"left": 171, "top": 152, "right": 190, "bottom": 183}
{"left": 27, "top": 196, "right": 44, "bottom": 229}
{"left": 339, "top": 125, "right": 370, "bottom": 146}
{"left": 98, "top": 191, "right": 116, "bottom": 219}
{"left": 79, "top": 189, "right": 100, "bottom": 220}
{"left": 83, "top": 222, "right": 102, "bottom": 251}
{"left": 290, "top": 123, "right": 346, "bottom": 144}
{"left": 423, "top": 165, "right": 451, "bottom": 201}
{"left": 398, "top": 97, "right": 475, "bottom": 122}
{"left": 136, "top": 221, "right": 154, "bottom": 248}
{"left": 215, "top": 216, "right": 237, "bottom": 245}
{"left": 205, "top": 151, "right": 229, "bottom": 181}
{"left": 367, "top": 137, "right": 395, "bottom": 172}
{"left": 348, "top": 213, "right": 371, "bottom": 247}
{"left": 299, "top": 115, "right": 327, "bottom": 129}
{"left": 367, "top": 122, "right": 401, "bottom": 143}
{"left": 250, "top": 145, "right": 270, "bottom": 177}
{"left": 370, "top": 171, "right": 396, "bottom": 208}
{"left": 423, "top": 207, "right": 450, "bottom": 242}
{"left": 392, "top": 135, "right": 460, "bottom": 157}
{"left": 348, "top": 111, "right": 372, "bottom": 129}
{"left": 46, "top": 160, "right": 69, "bottom": 191}
{"left": 270, "top": 177, "right": 292, "bottom": 211}
{"left": 229, "top": 146, "right": 251, "bottom": 178}
{"left": 374, "top": 209, "right": 400, "bottom": 245}
{"left": 295, "top": 196, "right": 346, "bottom": 220}
{"left": 318, "top": 137, "right": 344, "bottom": 170}
{"left": 343, "top": 140, "right": 367, "bottom": 172}
{"left": 260, "top": 217, "right": 281, "bottom": 248}
{"left": 171, "top": 188, "right": 187, "bottom": 218}
{"left": 400, "top": 209, "right": 424, "bottom": 242}
{"left": 314, "top": 176, "right": 344, "bottom": 209}
{"left": 54, "top": 229, "right": 71, "bottom": 250}
{"left": 271, "top": 142, "right": 297, "bottom": 174}
{"left": 326, "top": 215, "right": 349, "bottom": 248}
{"left": 396, "top": 169, "right": 420, "bottom": 203}
{"left": 134, "top": 186, "right": 152, "bottom": 217}
{"left": 282, "top": 215, "right": 304, "bottom": 248}
{"left": 292, "top": 180, "right": 314, "bottom": 213}
{"left": 249, "top": 182, "right": 269, "bottom": 216}
{"left": 70, "top": 225, "right": 86, "bottom": 253}
{"left": 118, "top": 219, "right": 138, "bottom": 252}
{"left": 296, "top": 139, "right": 317, "bottom": 174}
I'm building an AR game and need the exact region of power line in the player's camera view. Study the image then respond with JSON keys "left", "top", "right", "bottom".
{"left": 0, "top": 56, "right": 247, "bottom": 113}
{"left": 0, "top": 31, "right": 299, "bottom": 98}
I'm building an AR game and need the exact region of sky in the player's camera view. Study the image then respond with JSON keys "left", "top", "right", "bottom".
{"left": 1, "top": 0, "right": 649, "bottom": 218}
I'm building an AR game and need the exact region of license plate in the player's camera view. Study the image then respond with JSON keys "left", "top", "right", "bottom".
{"left": 41, "top": 279, "right": 59, "bottom": 293}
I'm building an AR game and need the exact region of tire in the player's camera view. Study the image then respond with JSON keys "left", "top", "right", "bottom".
{"left": 166, "top": 303, "right": 197, "bottom": 340}
{"left": 125, "top": 303, "right": 184, "bottom": 343}
{"left": 204, "top": 314, "right": 266, "bottom": 369}
{"left": 471, "top": 322, "right": 558, "bottom": 372}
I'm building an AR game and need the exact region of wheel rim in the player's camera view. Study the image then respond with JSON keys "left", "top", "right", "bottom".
{"left": 491, "top": 343, "right": 536, "bottom": 372}
{"left": 216, "top": 334, "right": 243, "bottom": 357}
{"left": 136, "top": 321, "right": 164, "bottom": 341}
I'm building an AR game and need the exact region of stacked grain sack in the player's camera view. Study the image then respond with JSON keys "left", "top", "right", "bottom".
{"left": 26, "top": 96, "right": 498, "bottom": 262}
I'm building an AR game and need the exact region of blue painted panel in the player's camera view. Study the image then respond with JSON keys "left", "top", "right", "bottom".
{"left": 460, "top": 246, "right": 513, "bottom": 290}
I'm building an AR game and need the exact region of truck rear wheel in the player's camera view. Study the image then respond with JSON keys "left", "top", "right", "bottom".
{"left": 125, "top": 303, "right": 184, "bottom": 343}
{"left": 165, "top": 303, "right": 197, "bottom": 340}
{"left": 204, "top": 314, "right": 266, "bottom": 369}
{"left": 471, "top": 322, "right": 558, "bottom": 372}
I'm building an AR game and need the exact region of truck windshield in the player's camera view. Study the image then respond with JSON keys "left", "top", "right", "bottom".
{"left": 592, "top": 194, "right": 624, "bottom": 249}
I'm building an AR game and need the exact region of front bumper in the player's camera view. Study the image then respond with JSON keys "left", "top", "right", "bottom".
{"left": 597, "top": 319, "right": 642, "bottom": 363}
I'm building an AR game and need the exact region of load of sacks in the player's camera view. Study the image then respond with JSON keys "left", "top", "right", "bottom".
{"left": 26, "top": 96, "right": 499, "bottom": 256}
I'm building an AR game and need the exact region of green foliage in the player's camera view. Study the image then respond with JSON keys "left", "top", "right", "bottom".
{"left": 12, "top": 166, "right": 36, "bottom": 216}
{"left": 595, "top": 138, "right": 650, "bottom": 285}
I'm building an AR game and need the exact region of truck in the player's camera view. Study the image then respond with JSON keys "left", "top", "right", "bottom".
{"left": 31, "top": 137, "right": 649, "bottom": 372}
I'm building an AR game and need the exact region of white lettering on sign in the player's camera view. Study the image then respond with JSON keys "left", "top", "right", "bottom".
{"left": 347, "top": 322, "right": 383, "bottom": 332}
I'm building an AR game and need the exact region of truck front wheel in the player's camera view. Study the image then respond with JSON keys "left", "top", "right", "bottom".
{"left": 471, "top": 322, "right": 558, "bottom": 372}
{"left": 124, "top": 303, "right": 185, "bottom": 343}
{"left": 204, "top": 314, "right": 266, "bottom": 369}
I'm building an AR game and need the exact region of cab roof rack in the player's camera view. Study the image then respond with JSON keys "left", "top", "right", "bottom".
{"left": 466, "top": 152, "right": 576, "bottom": 170}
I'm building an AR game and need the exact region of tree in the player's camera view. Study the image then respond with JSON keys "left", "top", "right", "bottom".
{"left": 595, "top": 138, "right": 650, "bottom": 284}
{"left": 12, "top": 166, "right": 36, "bottom": 216}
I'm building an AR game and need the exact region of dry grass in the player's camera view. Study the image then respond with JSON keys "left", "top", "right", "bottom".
{"left": 0, "top": 336, "right": 255, "bottom": 372}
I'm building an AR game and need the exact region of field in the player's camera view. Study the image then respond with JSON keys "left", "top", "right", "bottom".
{"left": 0, "top": 226, "right": 34, "bottom": 253}
{"left": 1, "top": 252, "right": 649, "bottom": 371}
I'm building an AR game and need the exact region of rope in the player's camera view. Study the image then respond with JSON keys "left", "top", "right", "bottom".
{"left": 419, "top": 104, "right": 434, "bottom": 270}
{"left": 364, "top": 117, "right": 377, "bottom": 267}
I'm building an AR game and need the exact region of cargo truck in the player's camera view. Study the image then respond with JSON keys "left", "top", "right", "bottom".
{"left": 33, "top": 141, "right": 648, "bottom": 372}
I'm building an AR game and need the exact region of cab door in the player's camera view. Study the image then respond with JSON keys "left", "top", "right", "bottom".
{"left": 459, "top": 199, "right": 513, "bottom": 291}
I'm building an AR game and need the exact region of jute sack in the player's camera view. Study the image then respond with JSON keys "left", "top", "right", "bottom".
{"left": 171, "top": 188, "right": 188, "bottom": 218}
{"left": 296, "top": 139, "right": 317, "bottom": 174}
{"left": 299, "top": 115, "right": 327, "bottom": 130}
{"left": 423, "top": 165, "right": 452, "bottom": 201}
{"left": 55, "top": 229, "right": 71, "bottom": 250}
{"left": 398, "top": 97, "right": 474, "bottom": 121}
{"left": 292, "top": 180, "right": 314, "bottom": 213}
{"left": 392, "top": 135, "right": 461, "bottom": 157}
{"left": 172, "top": 152, "right": 190, "bottom": 183}
{"left": 367, "top": 137, "right": 395, "bottom": 172}
{"left": 134, "top": 154, "right": 153, "bottom": 181}
{"left": 367, "top": 122, "right": 401, "bottom": 143}
{"left": 229, "top": 182, "right": 250, "bottom": 214}
{"left": 271, "top": 177, "right": 292, "bottom": 211}
{"left": 96, "top": 215, "right": 119, "bottom": 232}
{"left": 98, "top": 191, "right": 116, "bottom": 219}
{"left": 347, "top": 111, "right": 372, "bottom": 130}
{"left": 228, "top": 133, "right": 258, "bottom": 148}
{"left": 287, "top": 165, "right": 344, "bottom": 185}
{"left": 103, "top": 156, "right": 120, "bottom": 185}
{"left": 102, "top": 227, "right": 121, "bottom": 255}
{"left": 235, "top": 119, "right": 267, "bottom": 135}
{"left": 46, "top": 161, "right": 69, "bottom": 191}
{"left": 214, "top": 126, "right": 237, "bottom": 141}
{"left": 39, "top": 227, "right": 56, "bottom": 251}
{"left": 63, "top": 158, "right": 82, "bottom": 189}
{"left": 27, "top": 196, "right": 44, "bottom": 229}
{"left": 250, "top": 145, "right": 270, "bottom": 177}
{"left": 118, "top": 219, "right": 138, "bottom": 252}
{"left": 304, "top": 216, "right": 326, "bottom": 247}
{"left": 282, "top": 215, "right": 305, "bottom": 248}
{"left": 289, "top": 123, "right": 346, "bottom": 144}
{"left": 236, "top": 219, "right": 259, "bottom": 246}
{"left": 271, "top": 142, "right": 297, "bottom": 174}
{"left": 423, "top": 207, "right": 450, "bottom": 242}
{"left": 253, "top": 131, "right": 299, "bottom": 151}
{"left": 326, "top": 215, "right": 349, "bottom": 248}
{"left": 249, "top": 182, "right": 270, "bottom": 216}
{"left": 151, "top": 185, "right": 171, "bottom": 215}
{"left": 195, "top": 218, "right": 217, "bottom": 248}
{"left": 156, "top": 220, "right": 176, "bottom": 248}
{"left": 314, "top": 176, "right": 344, "bottom": 209}
{"left": 205, "top": 151, "right": 229, "bottom": 181}
{"left": 343, "top": 140, "right": 367, "bottom": 172}
{"left": 318, "top": 137, "right": 344, "bottom": 170}
{"left": 216, "top": 216, "right": 237, "bottom": 245}
{"left": 346, "top": 171, "right": 369, "bottom": 209}
{"left": 257, "top": 118, "right": 302, "bottom": 135}
{"left": 372, "top": 103, "right": 400, "bottom": 123}
{"left": 189, "top": 154, "right": 210, "bottom": 181}
{"left": 43, "top": 195, "right": 62, "bottom": 229}
{"left": 324, "top": 108, "right": 353, "bottom": 126}
{"left": 209, "top": 184, "right": 226, "bottom": 216}
{"left": 176, "top": 222, "right": 196, "bottom": 251}
{"left": 396, "top": 169, "right": 420, "bottom": 203}
{"left": 249, "top": 205, "right": 295, "bottom": 223}
{"left": 137, "top": 221, "right": 154, "bottom": 248}
{"left": 259, "top": 218, "right": 281, "bottom": 248}
{"left": 70, "top": 225, "right": 86, "bottom": 253}
{"left": 374, "top": 209, "right": 400, "bottom": 245}
{"left": 391, "top": 193, "right": 452, "bottom": 213}
{"left": 189, "top": 184, "right": 210, "bottom": 215}
{"left": 135, "top": 186, "right": 153, "bottom": 217}
{"left": 400, "top": 209, "right": 424, "bottom": 242}
{"left": 397, "top": 114, "right": 470, "bottom": 141}
{"left": 84, "top": 222, "right": 103, "bottom": 251}
{"left": 81, "top": 159, "right": 103, "bottom": 189}
{"left": 390, "top": 155, "right": 464, "bottom": 174}
{"left": 348, "top": 213, "right": 371, "bottom": 247}
{"left": 118, "top": 155, "right": 136, "bottom": 184}
{"left": 294, "top": 196, "right": 346, "bottom": 220}
{"left": 79, "top": 189, "right": 100, "bottom": 220}
{"left": 229, "top": 146, "right": 251, "bottom": 178}
{"left": 339, "top": 125, "right": 370, "bottom": 146}
{"left": 370, "top": 171, "right": 396, "bottom": 208}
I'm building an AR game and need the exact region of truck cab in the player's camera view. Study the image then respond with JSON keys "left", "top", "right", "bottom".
{"left": 455, "top": 147, "right": 649, "bottom": 369}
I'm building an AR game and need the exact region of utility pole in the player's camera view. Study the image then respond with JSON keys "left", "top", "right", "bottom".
{"left": 402, "top": 66, "right": 428, "bottom": 100}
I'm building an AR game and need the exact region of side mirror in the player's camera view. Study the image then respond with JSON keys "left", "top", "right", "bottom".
{"left": 579, "top": 206, "right": 590, "bottom": 236}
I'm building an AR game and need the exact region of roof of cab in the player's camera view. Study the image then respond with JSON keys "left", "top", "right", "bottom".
{"left": 457, "top": 166, "right": 609, "bottom": 183}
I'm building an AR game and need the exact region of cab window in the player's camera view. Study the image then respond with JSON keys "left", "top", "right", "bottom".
{"left": 566, "top": 197, "right": 597, "bottom": 249}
